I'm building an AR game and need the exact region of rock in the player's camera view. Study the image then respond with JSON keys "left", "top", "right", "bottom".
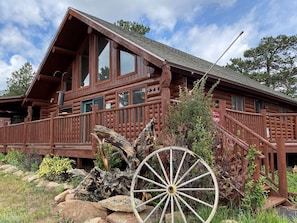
{"left": 222, "top": 220, "right": 238, "bottom": 223}
{"left": 13, "top": 170, "right": 24, "bottom": 176}
{"left": 46, "top": 181, "right": 61, "bottom": 191}
{"left": 292, "top": 165, "right": 297, "bottom": 174}
{"left": 98, "top": 195, "right": 146, "bottom": 213}
{"left": 54, "top": 200, "right": 108, "bottom": 223}
{"left": 27, "top": 174, "right": 38, "bottom": 182}
{"left": 65, "top": 192, "right": 76, "bottom": 201}
{"left": 0, "top": 164, "right": 13, "bottom": 170}
{"left": 106, "top": 206, "right": 159, "bottom": 223}
{"left": 3, "top": 165, "right": 18, "bottom": 173}
{"left": 68, "top": 168, "right": 88, "bottom": 178}
{"left": 36, "top": 179, "right": 50, "bottom": 187}
{"left": 83, "top": 217, "right": 107, "bottom": 223}
{"left": 55, "top": 189, "right": 74, "bottom": 203}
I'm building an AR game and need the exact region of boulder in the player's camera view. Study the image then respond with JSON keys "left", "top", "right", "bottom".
{"left": 98, "top": 195, "right": 146, "bottom": 212}
{"left": 106, "top": 206, "right": 159, "bottom": 223}
{"left": 55, "top": 189, "right": 74, "bottom": 203}
{"left": 55, "top": 200, "right": 108, "bottom": 223}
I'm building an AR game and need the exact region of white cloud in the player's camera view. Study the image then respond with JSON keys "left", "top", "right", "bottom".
{"left": 0, "top": 55, "right": 27, "bottom": 90}
{"left": 0, "top": 0, "right": 296, "bottom": 90}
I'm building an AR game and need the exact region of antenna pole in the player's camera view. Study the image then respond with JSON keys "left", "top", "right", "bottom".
{"left": 197, "top": 31, "right": 244, "bottom": 84}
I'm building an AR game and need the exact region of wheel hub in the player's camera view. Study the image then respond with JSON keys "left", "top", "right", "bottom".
{"left": 167, "top": 185, "right": 177, "bottom": 195}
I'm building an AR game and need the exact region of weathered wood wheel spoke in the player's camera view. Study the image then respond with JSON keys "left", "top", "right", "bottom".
{"left": 131, "top": 146, "right": 219, "bottom": 223}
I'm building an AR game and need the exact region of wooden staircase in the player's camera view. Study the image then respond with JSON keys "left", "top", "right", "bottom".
{"left": 262, "top": 185, "right": 291, "bottom": 210}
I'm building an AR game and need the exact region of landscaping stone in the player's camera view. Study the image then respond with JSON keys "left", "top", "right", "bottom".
{"left": 83, "top": 217, "right": 107, "bottom": 223}
{"left": 3, "top": 165, "right": 18, "bottom": 173}
{"left": 26, "top": 174, "right": 38, "bottom": 182}
{"left": 98, "top": 195, "right": 146, "bottom": 212}
{"left": 45, "top": 181, "right": 61, "bottom": 191}
{"left": 54, "top": 199, "right": 108, "bottom": 223}
{"left": 55, "top": 189, "right": 74, "bottom": 203}
{"left": 13, "top": 170, "right": 24, "bottom": 176}
{"left": 0, "top": 164, "right": 13, "bottom": 170}
{"left": 106, "top": 206, "right": 159, "bottom": 223}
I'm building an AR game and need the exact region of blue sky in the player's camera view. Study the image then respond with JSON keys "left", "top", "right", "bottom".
{"left": 0, "top": 0, "right": 296, "bottom": 90}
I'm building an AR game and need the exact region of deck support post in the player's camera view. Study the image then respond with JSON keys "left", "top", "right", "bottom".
{"left": 277, "top": 137, "right": 288, "bottom": 198}
{"left": 77, "top": 158, "right": 83, "bottom": 169}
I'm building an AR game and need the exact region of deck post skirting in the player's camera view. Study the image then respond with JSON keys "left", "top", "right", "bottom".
{"left": 277, "top": 137, "right": 288, "bottom": 198}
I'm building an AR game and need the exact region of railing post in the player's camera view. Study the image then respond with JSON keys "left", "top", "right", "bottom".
{"left": 249, "top": 138, "right": 261, "bottom": 181}
{"left": 49, "top": 112, "right": 55, "bottom": 154}
{"left": 22, "top": 117, "right": 28, "bottom": 153}
{"left": 91, "top": 105, "right": 98, "bottom": 156}
{"left": 160, "top": 64, "right": 172, "bottom": 138}
{"left": 260, "top": 109, "right": 268, "bottom": 139}
{"left": 277, "top": 137, "right": 288, "bottom": 198}
{"left": 218, "top": 100, "right": 226, "bottom": 127}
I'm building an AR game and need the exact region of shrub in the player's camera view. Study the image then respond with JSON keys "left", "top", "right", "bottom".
{"left": 240, "top": 145, "right": 267, "bottom": 213}
{"left": 37, "top": 155, "right": 75, "bottom": 181}
{"left": 165, "top": 77, "right": 218, "bottom": 165}
{"left": 0, "top": 153, "right": 5, "bottom": 164}
{"left": 2, "top": 149, "right": 25, "bottom": 167}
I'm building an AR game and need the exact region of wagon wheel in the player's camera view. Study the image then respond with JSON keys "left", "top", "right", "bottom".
{"left": 130, "top": 146, "right": 219, "bottom": 223}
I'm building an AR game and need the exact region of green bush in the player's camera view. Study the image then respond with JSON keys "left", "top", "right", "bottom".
{"left": 165, "top": 78, "right": 218, "bottom": 165}
{"left": 240, "top": 145, "right": 267, "bottom": 213}
{"left": 2, "top": 149, "right": 25, "bottom": 167}
{"left": 0, "top": 153, "right": 5, "bottom": 164}
{"left": 37, "top": 155, "right": 75, "bottom": 181}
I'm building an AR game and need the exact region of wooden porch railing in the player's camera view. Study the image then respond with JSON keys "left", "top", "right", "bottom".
{"left": 0, "top": 101, "right": 162, "bottom": 158}
{"left": 218, "top": 101, "right": 288, "bottom": 198}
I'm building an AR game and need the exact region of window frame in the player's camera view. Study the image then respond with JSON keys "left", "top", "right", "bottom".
{"left": 231, "top": 95, "right": 244, "bottom": 111}
{"left": 117, "top": 48, "right": 137, "bottom": 77}
{"left": 81, "top": 96, "right": 104, "bottom": 113}
{"left": 97, "top": 37, "right": 111, "bottom": 83}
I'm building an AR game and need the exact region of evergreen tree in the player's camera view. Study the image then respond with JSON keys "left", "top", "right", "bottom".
{"left": 115, "top": 20, "right": 150, "bottom": 36}
{"left": 226, "top": 34, "right": 297, "bottom": 97}
{"left": 3, "top": 62, "right": 35, "bottom": 96}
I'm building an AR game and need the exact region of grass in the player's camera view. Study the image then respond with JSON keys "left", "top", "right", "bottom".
{"left": 0, "top": 171, "right": 62, "bottom": 223}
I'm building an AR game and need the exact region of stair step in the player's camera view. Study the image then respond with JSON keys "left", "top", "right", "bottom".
{"left": 262, "top": 196, "right": 287, "bottom": 210}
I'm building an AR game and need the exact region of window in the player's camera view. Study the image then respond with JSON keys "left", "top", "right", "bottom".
{"left": 80, "top": 42, "right": 89, "bottom": 87}
{"left": 118, "top": 92, "right": 129, "bottom": 107}
{"left": 118, "top": 88, "right": 145, "bottom": 123}
{"left": 255, "top": 100, "right": 262, "bottom": 113}
{"left": 118, "top": 88, "right": 145, "bottom": 107}
{"left": 98, "top": 38, "right": 110, "bottom": 81}
{"left": 231, "top": 95, "right": 244, "bottom": 111}
{"left": 82, "top": 97, "right": 104, "bottom": 113}
{"left": 132, "top": 88, "right": 145, "bottom": 104}
{"left": 119, "top": 50, "right": 136, "bottom": 75}
{"left": 59, "top": 107, "right": 72, "bottom": 115}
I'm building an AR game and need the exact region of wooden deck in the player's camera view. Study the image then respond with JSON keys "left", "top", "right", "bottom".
{"left": 0, "top": 101, "right": 163, "bottom": 160}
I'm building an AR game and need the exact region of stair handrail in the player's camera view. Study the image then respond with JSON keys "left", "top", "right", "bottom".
{"left": 221, "top": 113, "right": 280, "bottom": 189}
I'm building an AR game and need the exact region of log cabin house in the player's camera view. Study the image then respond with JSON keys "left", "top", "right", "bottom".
{"left": 0, "top": 7, "right": 297, "bottom": 204}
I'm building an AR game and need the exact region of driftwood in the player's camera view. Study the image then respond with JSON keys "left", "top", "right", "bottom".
{"left": 74, "top": 119, "right": 156, "bottom": 201}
